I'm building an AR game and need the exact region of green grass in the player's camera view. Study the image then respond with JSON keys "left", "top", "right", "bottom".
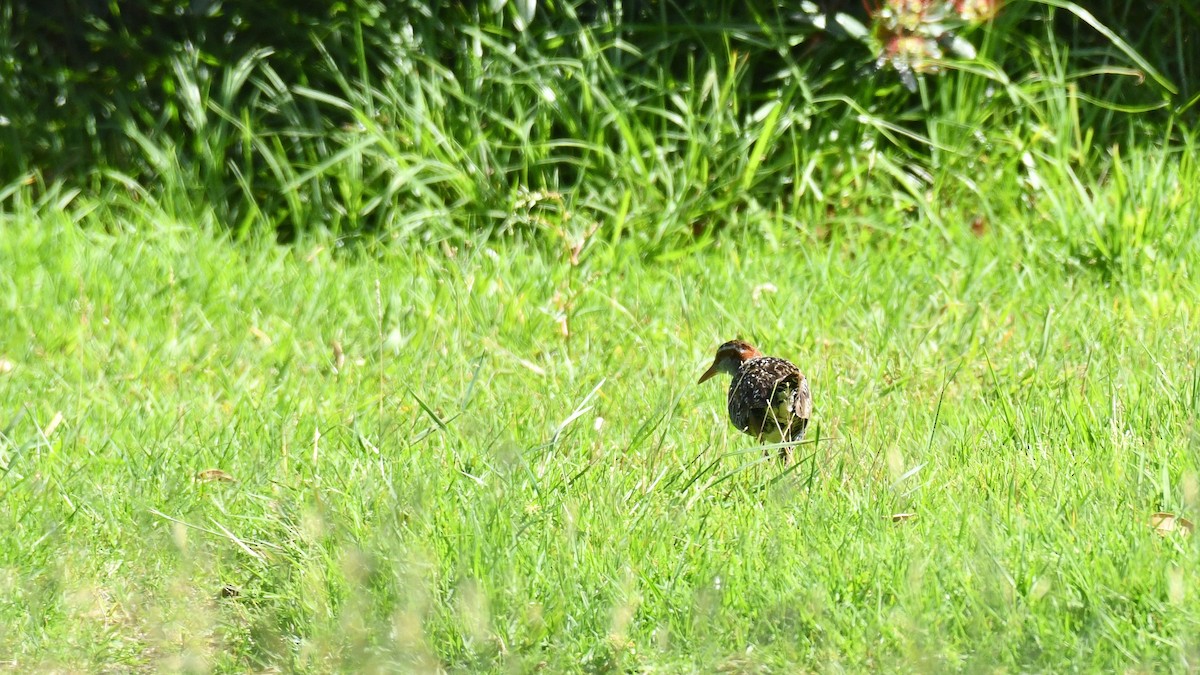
{"left": 3, "top": 149, "right": 1200, "bottom": 670}
{"left": 3, "top": 2, "right": 1200, "bottom": 670}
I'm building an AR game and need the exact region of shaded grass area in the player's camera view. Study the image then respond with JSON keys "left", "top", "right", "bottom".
{"left": 5, "top": 2, "right": 1196, "bottom": 245}
{"left": 2, "top": 170, "right": 1199, "bottom": 669}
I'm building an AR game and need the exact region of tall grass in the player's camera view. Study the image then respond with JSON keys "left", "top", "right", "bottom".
{"left": 2, "top": 1, "right": 1195, "bottom": 249}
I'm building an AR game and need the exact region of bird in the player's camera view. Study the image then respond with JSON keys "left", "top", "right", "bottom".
{"left": 698, "top": 340, "right": 813, "bottom": 463}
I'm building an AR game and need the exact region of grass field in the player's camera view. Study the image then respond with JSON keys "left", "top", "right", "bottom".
{"left": 3, "top": 1, "right": 1200, "bottom": 670}
{"left": 3, "top": 143, "right": 1200, "bottom": 671}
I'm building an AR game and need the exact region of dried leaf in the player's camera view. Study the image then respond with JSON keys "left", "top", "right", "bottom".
{"left": 196, "top": 469, "right": 236, "bottom": 483}
{"left": 752, "top": 283, "right": 778, "bottom": 305}
{"left": 970, "top": 215, "right": 988, "bottom": 237}
{"left": 43, "top": 411, "right": 64, "bottom": 438}
{"left": 331, "top": 340, "right": 345, "bottom": 372}
{"left": 1150, "top": 512, "right": 1194, "bottom": 536}
{"left": 249, "top": 326, "right": 272, "bottom": 345}
{"left": 889, "top": 512, "right": 918, "bottom": 523}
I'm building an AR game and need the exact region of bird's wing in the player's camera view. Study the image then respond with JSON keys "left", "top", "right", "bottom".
{"left": 760, "top": 361, "right": 809, "bottom": 416}
{"left": 791, "top": 373, "right": 813, "bottom": 420}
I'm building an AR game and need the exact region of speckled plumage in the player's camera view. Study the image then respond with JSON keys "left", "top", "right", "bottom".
{"left": 699, "top": 340, "right": 813, "bottom": 463}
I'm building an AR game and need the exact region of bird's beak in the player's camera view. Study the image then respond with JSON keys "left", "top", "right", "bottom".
{"left": 698, "top": 362, "right": 719, "bottom": 384}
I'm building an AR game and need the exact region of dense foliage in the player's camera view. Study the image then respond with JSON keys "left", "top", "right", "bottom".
{"left": 1, "top": 1, "right": 1195, "bottom": 243}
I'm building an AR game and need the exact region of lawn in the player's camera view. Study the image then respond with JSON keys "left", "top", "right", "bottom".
{"left": 3, "top": 156, "right": 1200, "bottom": 670}
{"left": 3, "top": 0, "right": 1200, "bottom": 670}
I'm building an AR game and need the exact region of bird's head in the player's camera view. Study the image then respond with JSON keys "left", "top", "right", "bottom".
{"left": 698, "top": 340, "right": 762, "bottom": 383}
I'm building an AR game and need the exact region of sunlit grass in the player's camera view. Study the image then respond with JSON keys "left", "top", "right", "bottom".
{"left": 2, "top": 157, "right": 1199, "bottom": 669}
{"left": 1, "top": 2, "right": 1198, "bottom": 669}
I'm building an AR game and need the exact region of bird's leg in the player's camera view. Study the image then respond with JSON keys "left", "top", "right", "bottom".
{"left": 767, "top": 381, "right": 792, "bottom": 463}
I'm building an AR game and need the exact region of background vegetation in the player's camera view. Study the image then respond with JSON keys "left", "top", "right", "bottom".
{"left": 2, "top": 0, "right": 1196, "bottom": 247}
{"left": 2, "top": 0, "right": 1200, "bottom": 671}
